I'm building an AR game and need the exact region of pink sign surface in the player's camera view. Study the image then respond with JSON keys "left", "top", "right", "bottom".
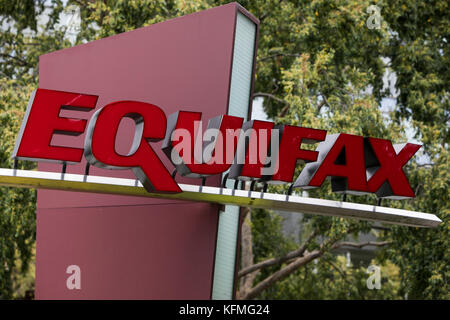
{"left": 35, "top": 3, "right": 252, "bottom": 299}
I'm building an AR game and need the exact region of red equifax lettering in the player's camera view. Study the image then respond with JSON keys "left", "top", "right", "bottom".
{"left": 270, "top": 125, "right": 327, "bottom": 183}
{"left": 13, "top": 88, "right": 421, "bottom": 198}
{"left": 13, "top": 88, "right": 97, "bottom": 163}
{"left": 162, "top": 111, "right": 244, "bottom": 178}
{"left": 229, "top": 120, "right": 275, "bottom": 180}
{"left": 84, "top": 100, "right": 181, "bottom": 193}
{"left": 309, "top": 133, "right": 368, "bottom": 192}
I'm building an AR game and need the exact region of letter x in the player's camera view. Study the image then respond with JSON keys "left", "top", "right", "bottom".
{"left": 367, "top": 138, "right": 421, "bottom": 199}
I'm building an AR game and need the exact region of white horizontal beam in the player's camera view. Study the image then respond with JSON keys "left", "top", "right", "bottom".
{"left": 0, "top": 168, "right": 441, "bottom": 228}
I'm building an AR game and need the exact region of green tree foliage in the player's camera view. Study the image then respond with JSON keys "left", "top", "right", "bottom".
{"left": 0, "top": 1, "right": 68, "bottom": 83}
{"left": 0, "top": 79, "right": 36, "bottom": 298}
{"left": 271, "top": 256, "right": 401, "bottom": 300}
{"left": 226, "top": 0, "right": 448, "bottom": 300}
{"left": 0, "top": 0, "right": 70, "bottom": 298}
{"left": 379, "top": 0, "right": 449, "bottom": 299}
{"left": 248, "top": 210, "right": 400, "bottom": 300}
{"left": 0, "top": 0, "right": 447, "bottom": 299}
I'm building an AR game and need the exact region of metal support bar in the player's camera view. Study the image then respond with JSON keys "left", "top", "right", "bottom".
{"left": 287, "top": 183, "right": 294, "bottom": 196}
{"left": 84, "top": 163, "right": 90, "bottom": 176}
{"left": 222, "top": 173, "right": 229, "bottom": 188}
{"left": 171, "top": 168, "right": 177, "bottom": 179}
{"left": 262, "top": 182, "right": 268, "bottom": 193}
{"left": 0, "top": 169, "right": 441, "bottom": 228}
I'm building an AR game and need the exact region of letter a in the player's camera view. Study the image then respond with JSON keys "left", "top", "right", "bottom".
{"left": 66, "top": 265, "right": 81, "bottom": 290}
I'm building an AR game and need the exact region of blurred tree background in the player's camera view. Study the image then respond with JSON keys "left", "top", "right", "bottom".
{"left": 0, "top": 0, "right": 447, "bottom": 299}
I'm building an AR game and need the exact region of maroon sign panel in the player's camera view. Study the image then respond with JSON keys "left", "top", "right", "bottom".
{"left": 33, "top": 3, "right": 254, "bottom": 299}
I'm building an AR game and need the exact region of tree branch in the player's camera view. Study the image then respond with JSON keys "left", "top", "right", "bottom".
{"left": 331, "top": 241, "right": 391, "bottom": 250}
{"left": 316, "top": 99, "right": 326, "bottom": 113}
{"left": 416, "top": 163, "right": 434, "bottom": 167}
{"left": 253, "top": 92, "right": 286, "bottom": 105}
{"left": 239, "top": 234, "right": 391, "bottom": 299}
{"left": 326, "top": 259, "right": 347, "bottom": 279}
{"left": 324, "top": 259, "right": 364, "bottom": 299}
{"left": 252, "top": 92, "right": 290, "bottom": 117}
{"left": 243, "top": 250, "right": 322, "bottom": 300}
{"left": 0, "top": 53, "right": 32, "bottom": 67}
{"left": 238, "top": 208, "right": 258, "bottom": 299}
{"left": 318, "top": 94, "right": 331, "bottom": 112}
{"left": 238, "top": 229, "right": 319, "bottom": 278}
{"left": 72, "top": 0, "right": 96, "bottom": 7}
{"left": 258, "top": 52, "right": 301, "bottom": 62}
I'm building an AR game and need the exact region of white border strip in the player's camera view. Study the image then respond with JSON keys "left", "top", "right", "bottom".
{"left": 0, "top": 168, "right": 441, "bottom": 228}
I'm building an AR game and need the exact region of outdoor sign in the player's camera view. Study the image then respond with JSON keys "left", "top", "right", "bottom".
{"left": 14, "top": 87, "right": 422, "bottom": 199}
{"left": 0, "top": 2, "right": 441, "bottom": 300}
